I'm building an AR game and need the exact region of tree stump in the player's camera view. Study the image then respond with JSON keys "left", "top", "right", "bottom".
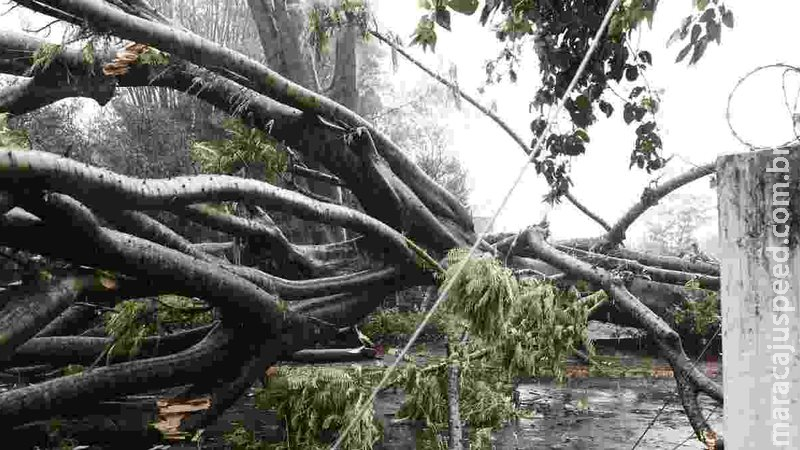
{"left": 717, "top": 147, "right": 800, "bottom": 447}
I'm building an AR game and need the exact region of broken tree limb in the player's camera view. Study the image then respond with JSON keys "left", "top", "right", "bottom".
{"left": 604, "top": 163, "right": 716, "bottom": 247}
{"left": 520, "top": 227, "right": 722, "bottom": 404}
{"left": 23, "top": 0, "right": 472, "bottom": 232}
{"left": 0, "top": 149, "right": 417, "bottom": 264}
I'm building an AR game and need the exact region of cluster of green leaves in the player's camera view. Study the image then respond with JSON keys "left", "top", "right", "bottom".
{"left": 103, "top": 300, "right": 156, "bottom": 359}
{"left": 359, "top": 308, "right": 445, "bottom": 341}
{"left": 669, "top": 0, "right": 734, "bottom": 65}
{"left": 308, "top": 0, "right": 369, "bottom": 54}
{"left": 190, "top": 118, "right": 286, "bottom": 182}
{"left": 136, "top": 47, "right": 170, "bottom": 66}
{"left": 62, "top": 364, "right": 85, "bottom": 376}
{"left": 674, "top": 279, "right": 720, "bottom": 335}
{"left": 157, "top": 294, "right": 213, "bottom": 325}
{"left": 223, "top": 421, "right": 270, "bottom": 450}
{"left": 396, "top": 360, "right": 525, "bottom": 449}
{"left": 0, "top": 113, "right": 30, "bottom": 149}
{"left": 494, "top": 282, "right": 604, "bottom": 378}
{"left": 197, "top": 202, "right": 237, "bottom": 216}
{"left": 411, "top": 0, "right": 732, "bottom": 201}
{"left": 412, "top": 0, "right": 480, "bottom": 51}
{"left": 608, "top": 0, "right": 656, "bottom": 42}
{"left": 588, "top": 354, "right": 658, "bottom": 378}
{"left": 254, "top": 365, "right": 384, "bottom": 449}
{"left": 81, "top": 41, "right": 95, "bottom": 66}
{"left": 441, "top": 248, "right": 603, "bottom": 379}
{"left": 251, "top": 248, "right": 603, "bottom": 448}
{"left": 30, "top": 43, "right": 61, "bottom": 73}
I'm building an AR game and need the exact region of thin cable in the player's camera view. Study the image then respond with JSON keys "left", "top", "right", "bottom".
{"left": 329, "top": 1, "right": 624, "bottom": 448}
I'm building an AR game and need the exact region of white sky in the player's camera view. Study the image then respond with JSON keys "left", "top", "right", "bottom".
{"left": 3, "top": 1, "right": 800, "bottom": 245}
{"left": 373, "top": 0, "right": 800, "bottom": 243}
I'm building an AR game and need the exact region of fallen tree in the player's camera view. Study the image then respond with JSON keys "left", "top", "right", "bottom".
{"left": 0, "top": 0, "right": 726, "bottom": 447}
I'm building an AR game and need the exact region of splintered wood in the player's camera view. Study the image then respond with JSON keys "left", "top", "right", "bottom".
{"left": 153, "top": 396, "right": 211, "bottom": 441}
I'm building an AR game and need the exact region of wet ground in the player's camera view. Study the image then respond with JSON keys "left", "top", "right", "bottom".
{"left": 176, "top": 343, "right": 721, "bottom": 450}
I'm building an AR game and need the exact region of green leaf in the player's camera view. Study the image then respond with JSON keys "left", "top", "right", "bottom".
{"left": 448, "top": 0, "right": 478, "bottom": 15}
{"left": 137, "top": 47, "right": 169, "bottom": 65}
{"left": 675, "top": 42, "right": 692, "bottom": 63}
{"left": 722, "top": 11, "right": 734, "bottom": 28}
{"left": 411, "top": 16, "right": 438, "bottom": 52}
{"left": 689, "top": 38, "right": 708, "bottom": 65}
{"left": 695, "top": 0, "right": 709, "bottom": 11}
{"left": 690, "top": 24, "right": 701, "bottom": 43}
{"left": 598, "top": 100, "right": 614, "bottom": 118}
{"left": 575, "top": 95, "right": 590, "bottom": 110}
{"left": 574, "top": 129, "right": 590, "bottom": 143}
{"left": 625, "top": 65, "right": 639, "bottom": 82}
{"left": 30, "top": 43, "right": 61, "bottom": 72}
{"left": 434, "top": 8, "right": 451, "bottom": 30}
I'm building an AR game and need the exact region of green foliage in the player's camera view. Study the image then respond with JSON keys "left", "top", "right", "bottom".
{"left": 609, "top": 0, "right": 655, "bottom": 42}
{"left": 674, "top": 280, "right": 720, "bottom": 335}
{"left": 308, "top": 0, "right": 369, "bottom": 54}
{"left": 360, "top": 309, "right": 444, "bottom": 340}
{"left": 589, "top": 354, "right": 656, "bottom": 378}
{"left": 224, "top": 421, "right": 270, "bottom": 450}
{"left": 441, "top": 249, "right": 601, "bottom": 379}
{"left": 441, "top": 248, "right": 516, "bottom": 338}
{"left": 104, "top": 300, "right": 155, "bottom": 359}
{"left": 197, "top": 202, "right": 236, "bottom": 216}
{"left": 255, "top": 365, "right": 384, "bottom": 450}
{"left": 396, "top": 361, "right": 526, "bottom": 446}
{"left": 411, "top": 16, "right": 438, "bottom": 52}
{"left": 253, "top": 251, "right": 600, "bottom": 448}
{"left": 62, "top": 364, "right": 84, "bottom": 376}
{"left": 0, "top": 113, "right": 30, "bottom": 149}
{"left": 669, "top": 1, "right": 733, "bottom": 65}
{"left": 82, "top": 41, "right": 95, "bottom": 66}
{"left": 415, "top": 426, "right": 448, "bottom": 449}
{"left": 136, "top": 47, "right": 170, "bottom": 66}
{"left": 493, "top": 282, "right": 603, "bottom": 379}
{"left": 157, "top": 295, "right": 213, "bottom": 325}
{"left": 30, "top": 43, "right": 61, "bottom": 72}
{"left": 190, "top": 118, "right": 286, "bottom": 181}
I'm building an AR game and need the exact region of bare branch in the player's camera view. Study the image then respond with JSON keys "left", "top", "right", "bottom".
{"left": 0, "top": 149, "right": 416, "bottom": 263}
{"left": 26, "top": 0, "right": 472, "bottom": 231}
{"left": 564, "top": 191, "right": 611, "bottom": 231}
{"left": 553, "top": 245, "right": 719, "bottom": 290}
{"left": 604, "top": 163, "right": 716, "bottom": 247}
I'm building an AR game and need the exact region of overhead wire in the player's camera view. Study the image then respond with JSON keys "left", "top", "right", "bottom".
{"left": 329, "top": 0, "right": 626, "bottom": 447}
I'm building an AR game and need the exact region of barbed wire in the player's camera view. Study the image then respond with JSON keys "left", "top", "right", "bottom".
{"left": 726, "top": 63, "right": 800, "bottom": 150}
{"left": 329, "top": 0, "right": 626, "bottom": 447}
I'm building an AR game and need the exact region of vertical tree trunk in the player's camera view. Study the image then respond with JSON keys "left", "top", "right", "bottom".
{"left": 446, "top": 335, "right": 464, "bottom": 450}
{"left": 717, "top": 146, "right": 800, "bottom": 448}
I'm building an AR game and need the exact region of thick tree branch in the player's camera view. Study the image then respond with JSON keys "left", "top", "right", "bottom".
{"left": 520, "top": 227, "right": 722, "bottom": 403}
{"left": 604, "top": 163, "right": 716, "bottom": 247}
{"left": 22, "top": 0, "right": 472, "bottom": 231}
{"left": 0, "top": 149, "right": 416, "bottom": 264}
{"left": 553, "top": 245, "right": 719, "bottom": 290}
